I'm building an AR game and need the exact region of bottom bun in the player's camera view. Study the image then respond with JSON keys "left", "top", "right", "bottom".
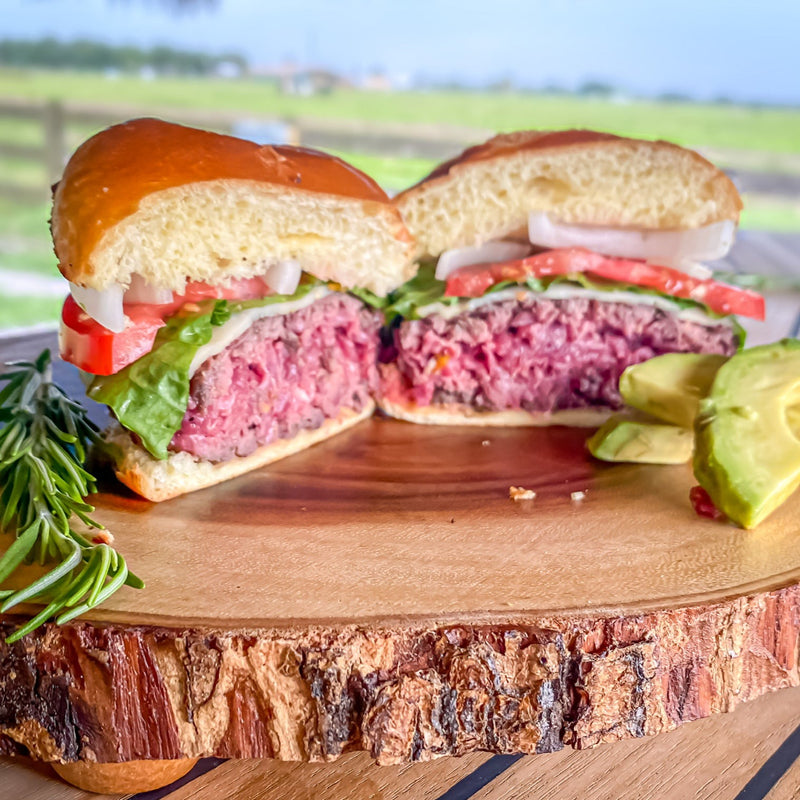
{"left": 52, "top": 758, "right": 198, "bottom": 794}
{"left": 378, "top": 397, "right": 611, "bottom": 427}
{"left": 107, "top": 402, "right": 375, "bottom": 502}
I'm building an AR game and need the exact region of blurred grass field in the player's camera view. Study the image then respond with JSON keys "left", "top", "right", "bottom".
{"left": 3, "top": 69, "right": 800, "bottom": 153}
{"left": 1, "top": 68, "right": 799, "bottom": 330}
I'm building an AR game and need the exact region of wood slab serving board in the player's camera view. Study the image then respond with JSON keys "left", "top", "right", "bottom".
{"left": 0, "top": 332, "right": 799, "bottom": 768}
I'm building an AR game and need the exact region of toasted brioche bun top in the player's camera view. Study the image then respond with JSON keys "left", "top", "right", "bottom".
{"left": 394, "top": 129, "right": 742, "bottom": 259}
{"left": 53, "top": 118, "right": 415, "bottom": 295}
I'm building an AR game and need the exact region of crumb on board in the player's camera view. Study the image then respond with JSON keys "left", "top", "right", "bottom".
{"left": 571, "top": 490, "right": 587, "bottom": 502}
{"left": 91, "top": 530, "right": 115, "bottom": 545}
{"left": 509, "top": 486, "right": 537, "bottom": 501}
{"left": 481, "top": 440, "right": 491, "bottom": 447}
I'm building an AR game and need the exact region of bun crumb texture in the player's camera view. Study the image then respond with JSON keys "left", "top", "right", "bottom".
{"left": 52, "top": 118, "right": 415, "bottom": 296}
{"left": 395, "top": 130, "right": 742, "bottom": 258}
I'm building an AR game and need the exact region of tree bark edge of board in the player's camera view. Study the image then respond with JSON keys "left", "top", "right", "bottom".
{"left": 1, "top": 585, "right": 797, "bottom": 766}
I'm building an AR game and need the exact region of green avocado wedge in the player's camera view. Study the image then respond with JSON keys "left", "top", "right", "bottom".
{"left": 693, "top": 340, "right": 800, "bottom": 529}
{"left": 588, "top": 416, "right": 693, "bottom": 464}
{"left": 620, "top": 353, "right": 729, "bottom": 428}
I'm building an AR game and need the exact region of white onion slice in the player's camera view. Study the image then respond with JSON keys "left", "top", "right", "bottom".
{"left": 124, "top": 274, "right": 173, "bottom": 305}
{"left": 265, "top": 259, "right": 302, "bottom": 295}
{"left": 69, "top": 282, "right": 126, "bottom": 333}
{"left": 435, "top": 241, "right": 531, "bottom": 281}
{"left": 648, "top": 259, "right": 713, "bottom": 280}
{"left": 528, "top": 212, "right": 735, "bottom": 268}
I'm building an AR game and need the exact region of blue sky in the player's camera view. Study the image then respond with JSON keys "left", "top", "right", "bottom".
{"left": 4, "top": 0, "right": 799, "bottom": 103}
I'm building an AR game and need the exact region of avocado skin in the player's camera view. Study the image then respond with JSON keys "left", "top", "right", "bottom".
{"left": 620, "top": 353, "right": 729, "bottom": 428}
{"left": 588, "top": 416, "right": 693, "bottom": 464}
{"left": 693, "top": 339, "right": 800, "bottom": 529}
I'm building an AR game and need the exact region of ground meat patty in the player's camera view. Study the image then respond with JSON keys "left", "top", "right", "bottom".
{"left": 380, "top": 296, "right": 738, "bottom": 413}
{"left": 171, "top": 294, "right": 380, "bottom": 461}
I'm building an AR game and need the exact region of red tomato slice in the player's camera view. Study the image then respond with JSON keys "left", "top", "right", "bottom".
{"left": 60, "top": 277, "right": 279, "bottom": 375}
{"left": 180, "top": 276, "right": 275, "bottom": 303}
{"left": 444, "top": 248, "right": 765, "bottom": 321}
{"left": 689, "top": 485, "right": 727, "bottom": 522}
{"left": 60, "top": 295, "right": 166, "bottom": 376}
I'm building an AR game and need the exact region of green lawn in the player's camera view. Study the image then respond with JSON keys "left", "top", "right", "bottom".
{"left": 0, "top": 200, "right": 51, "bottom": 242}
{"left": 740, "top": 197, "right": 800, "bottom": 232}
{"left": 2, "top": 68, "right": 800, "bottom": 154}
{"left": 0, "top": 294, "right": 62, "bottom": 328}
{"left": 0, "top": 68, "right": 799, "bottom": 331}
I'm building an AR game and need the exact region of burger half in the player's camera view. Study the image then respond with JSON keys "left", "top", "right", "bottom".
{"left": 380, "top": 130, "right": 764, "bottom": 426}
{"left": 54, "top": 118, "right": 414, "bottom": 500}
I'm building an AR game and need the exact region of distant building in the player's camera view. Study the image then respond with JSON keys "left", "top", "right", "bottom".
{"left": 215, "top": 60, "right": 243, "bottom": 79}
{"left": 252, "top": 62, "right": 349, "bottom": 94}
{"left": 362, "top": 71, "right": 392, "bottom": 92}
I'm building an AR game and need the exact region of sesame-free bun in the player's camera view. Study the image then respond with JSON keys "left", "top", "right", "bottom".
{"left": 52, "top": 118, "right": 415, "bottom": 295}
{"left": 106, "top": 403, "right": 374, "bottom": 502}
{"left": 378, "top": 396, "right": 611, "bottom": 428}
{"left": 394, "top": 130, "right": 742, "bottom": 259}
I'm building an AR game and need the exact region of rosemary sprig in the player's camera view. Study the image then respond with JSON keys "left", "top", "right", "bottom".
{"left": 0, "top": 350, "right": 143, "bottom": 643}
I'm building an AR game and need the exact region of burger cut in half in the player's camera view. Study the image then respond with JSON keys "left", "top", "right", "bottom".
{"left": 54, "top": 118, "right": 414, "bottom": 501}
{"left": 380, "top": 130, "right": 764, "bottom": 426}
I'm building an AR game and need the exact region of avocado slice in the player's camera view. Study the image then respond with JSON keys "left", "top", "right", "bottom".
{"left": 588, "top": 416, "right": 693, "bottom": 464}
{"left": 620, "top": 353, "right": 729, "bottom": 428}
{"left": 693, "top": 339, "right": 800, "bottom": 529}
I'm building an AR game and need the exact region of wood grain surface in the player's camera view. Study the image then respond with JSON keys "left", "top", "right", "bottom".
{"left": 0, "top": 272, "right": 798, "bottom": 777}
{"left": 2, "top": 684, "right": 800, "bottom": 800}
{"left": 3, "top": 417, "right": 800, "bottom": 628}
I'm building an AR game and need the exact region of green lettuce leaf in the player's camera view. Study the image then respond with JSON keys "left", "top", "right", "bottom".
{"left": 385, "top": 265, "right": 732, "bottom": 324}
{"left": 88, "top": 300, "right": 228, "bottom": 460}
{"left": 729, "top": 316, "right": 748, "bottom": 351}
{"left": 556, "top": 272, "right": 747, "bottom": 349}
{"left": 88, "top": 282, "right": 322, "bottom": 460}
{"left": 348, "top": 286, "right": 389, "bottom": 310}
{"left": 541, "top": 272, "right": 726, "bottom": 316}
{"left": 382, "top": 262, "right": 460, "bottom": 323}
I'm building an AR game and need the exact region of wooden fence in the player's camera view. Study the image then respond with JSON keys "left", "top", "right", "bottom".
{"left": 2, "top": 97, "right": 799, "bottom": 204}
{"left": 0, "top": 98, "right": 492, "bottom": 201}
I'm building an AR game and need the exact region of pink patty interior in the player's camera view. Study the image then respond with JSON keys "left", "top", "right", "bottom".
{"left": 380, "top": 296, "right": 738, "bottom": 412}
{"left": 172, "top": 294, "right": 380, "bottom": 461}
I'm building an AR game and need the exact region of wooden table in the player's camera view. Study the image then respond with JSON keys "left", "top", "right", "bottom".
{"left": 1, "top": 230, "right": 799, "bottom": 800}
{"left": 2, "top": 684, "right": 800, "bottom": 799}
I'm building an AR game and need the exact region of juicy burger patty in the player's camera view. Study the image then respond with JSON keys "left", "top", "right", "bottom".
{"left": 172, "top": 293, "right": 380, "bottom": 461}
{"left": 379, "top": 296, "right": 738, "bottom": 414}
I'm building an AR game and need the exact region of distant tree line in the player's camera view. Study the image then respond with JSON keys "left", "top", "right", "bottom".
{"left": 0, "top": 38, "right": 247, "bottom": 75}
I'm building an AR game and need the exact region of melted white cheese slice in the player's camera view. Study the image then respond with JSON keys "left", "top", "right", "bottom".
{"left": 189, "top": 286, "right": 331, "bottom": 376}
{"left": 416, "top": 285, "right": 733, "bottom": 328}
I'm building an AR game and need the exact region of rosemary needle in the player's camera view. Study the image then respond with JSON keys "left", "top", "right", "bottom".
{"left": 0, "top": 350, "right": 143, "bottom": 643}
